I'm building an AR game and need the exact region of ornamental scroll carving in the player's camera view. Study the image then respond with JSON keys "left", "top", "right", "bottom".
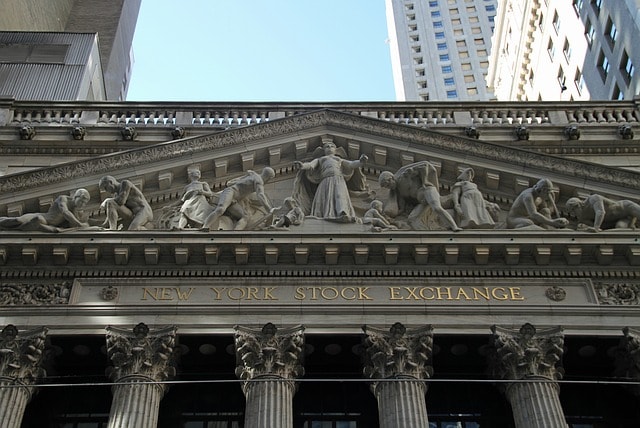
{"left": 0, "top": 282, "right": 71, "bottom": 305}
{"left": 596, "top": 282, "right": 640, "bottom": 305}
{"left": 488, "top": 323, "right": 564, "bottom": 381}
{"left": 0, "top": 324, "right": 48, "bottom": 386}
{"left": 234, "top": 323, "right": 305, "bottom": 384}
{"left": 361, "top": 322, "right": 434, "bottom": 381}
{"left": 105, "top": 323, "right": 177, "bottom": 386}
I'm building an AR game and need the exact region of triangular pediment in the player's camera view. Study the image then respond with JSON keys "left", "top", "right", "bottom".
{"left": 0, "top": 109, "right": 638, "bottom": 232}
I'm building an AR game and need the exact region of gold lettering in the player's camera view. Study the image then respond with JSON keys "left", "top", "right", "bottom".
{"left": 263, "top": 287, "right": 278, "bottom": 300}
{"left": 294, "top": 287, "right": 305, "bottom": 300}
{"left": 389, "top": 287, "right": 403, "bottom": 300}
{"left": 341, "top": 287, "right": 356, "bottom": 300}
{"left": 159, "top": 288, "right": 173, "bottom": 300}
{"left": 309, "top": 287, "right": 321, "bottom": 300}
{"left": 404, "top": 287, "right": 420, "bottom": 300}
{"left": 472, "top": 287, "right": 490, "bottom": 301}
{"left": 491, "top": 287, "right": 508, "bottom": 300}
{"left": 358, "top": 287, "right": 373, "bottom": 300}
{"left": 142, "top": 288, "right": 159, "bottom": 300}
{"left": 246, "top": 287, "right": 260, "bottom": 300}
{"left": 436, "top": 287, "right": 454, "bottom": 300}
{"left": 455, "top": 287, "right": 471, "bottom": 301}
{"left": 509, "top": 287, "right": 525, "bottom": 301}
{"left": 321, "top": 287, "right": 339, "bottom": 300}
{"left": 419, "top": 287, "right": 435, "bottom": 300}
{"left": 210, "top": 287, "right": 225, "bottom": 300}
{"left": 228, "top": 287, "right": 246, "bottom": 300}
{"left": 174, "top": 287, "right": 194, "bottom": 301}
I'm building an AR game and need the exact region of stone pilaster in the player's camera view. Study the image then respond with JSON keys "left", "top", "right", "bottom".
{"left": 361, "top": 322, "right": 433, "bottom": 428}
{"left": 488, "top": 323, "right": 567, "bottom": 428}
{"left": 234, "top": 323, "right": 305, "bottom": 428}
{"left": 105, "top": 323, "right": 177, "bottom": 428}
{"left": 613, "top": 326, "right": 640, "bottom": 398}
{"left": 0, "top": 324, "right": 47, "bottom": 428}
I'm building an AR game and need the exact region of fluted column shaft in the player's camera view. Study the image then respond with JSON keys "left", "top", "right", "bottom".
{"left": 105, "top": 323, "right": 177, "bottom": 428}
{"left": 235, "top": 323, "right": 305, "bottom": 428}
{"left": 505, "top": 377, "right": 566, "bottom": 428}
{"left": 374, "top": 378, "right": 428, "bottom": 428}
{"left": 362, "top": 323, "right": 433, "bottom": 428}
{"left": 0, "top": 378, "right": 32, "bottom": 428}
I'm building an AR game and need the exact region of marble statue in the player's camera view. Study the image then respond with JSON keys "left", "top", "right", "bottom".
{"left": 178, "top": 168, "right": 214, "bottom": 229}
{"left": 506, "top": 178, "right": 568, "bottom": 229}
{"left": 99, "top": 176, "right": 154, "bottom": 231}
{"left": 363, "top": 200, "right": 397, "bottom": 231}
{"left": 0, "top": 189, "right": 91, "bottom": 232}
{"left": 378, "top": 161, "right": 461, "bottom": 231}
{"left": 565, "top": 194, "right": 640, "bottom": 232}
{"left": 292, "top": 140, "right": 368, "bottom": 223}
{"left": 202, "top": 167, "right": 275, "bottom": 231}
{"left": 273, "top": 197, "right": 305, "bottom": 228}
{"left": 450, "top": 167, "right": 499, "bottom": 229}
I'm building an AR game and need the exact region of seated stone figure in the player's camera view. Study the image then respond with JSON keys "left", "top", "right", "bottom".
{"left": 0, "top": 189, "right": 91, "bottom": 232}
{"left": 99, "top": 176, "right": 154, "bottom": 231}
{"left": 363, "top": 200, "right": 397, "bottom": 231}
{"left": 565, "top": 194, "right": 640, "bottom": 232}
{"left": 506, "top": 178, "right": 569, "bottom": 230}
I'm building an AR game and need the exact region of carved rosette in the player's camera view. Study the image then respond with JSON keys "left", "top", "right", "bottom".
{"left": 488, "top": 323, "right": 565, "bottom": 383}
{"left": 613, "top": 327, "right": 640, "bottom": 397}
{"left": 362, "top": 322, "right": 434, "bottom": 383}
{"left": 0, "top": 324, "right": 48, "bottom": 387}
{"left": 105, "top": 323, "right": 177, "bottom": 389}
{"left": 234, "top": 323, "right": 305, "bottom": 388}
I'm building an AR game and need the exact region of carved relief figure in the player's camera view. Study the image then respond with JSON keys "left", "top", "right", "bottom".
{"left": 506, "top": 178, "right": 568, "bottom": 229}
{"left": 565, "top": 194, "right": 640, "bottom": 232}
{"left": 0, "top": 189, "right": 91, "bottom": 232}
{"left": 273, "top": 197, "right": 305, "bottom": 228}
{"left": 292, "top": 140, "right": 368, "bottom": 223}
{"left": 363, "top": 200, "right": 397, "bottom": 231}
{"left": 99, "top": 176, "right": 154, "bottom": 231}
{"left": 378, "top": 161, "right": 461, "bottom": 231}
{"left": 202, "top": 167, "right": 275, "bottom": 231}
{"left": 450, "top": 168, "right": 499, "bottom": 229}
{"left": 178, "top": 167, "right": 214, "bottom": 229}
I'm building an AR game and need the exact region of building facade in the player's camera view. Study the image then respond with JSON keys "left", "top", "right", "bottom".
{"left": 488, "top": 0, "right": 640, "bottom": 101}
{"left": 0, "top": 99, "right": 639, "bottom": 427}
{"left": 0, "top": 0, "right": 141, "bottom": 100}
{"left": 385, "top": 0, "right": 497, "bottom": 101}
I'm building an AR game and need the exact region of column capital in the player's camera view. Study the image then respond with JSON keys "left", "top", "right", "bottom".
{"left": 0, "top": 324, "right": 47, "bottom": 386}
{"left": 234, "top": 323, "right": 305, "bottom": 382}
{"left": 362, "top": 322, "right": 434, "bottom": 381}
{"left": 614, "top": 326, "right": 640, "bottom": 396}
{"left": 105, "top": 323, "right": 177, "bottom": 385}
{"left": 489, "top": 323, "right": 564, "bottom": 381}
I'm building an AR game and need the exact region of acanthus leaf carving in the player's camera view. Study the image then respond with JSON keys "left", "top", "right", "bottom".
{"left": 0, "top": 324, "right": 48, "bottom": 386}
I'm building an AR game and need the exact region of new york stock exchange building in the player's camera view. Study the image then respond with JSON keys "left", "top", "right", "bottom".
{"left": 1, "top": 99, "right": 640, "bottom": 428}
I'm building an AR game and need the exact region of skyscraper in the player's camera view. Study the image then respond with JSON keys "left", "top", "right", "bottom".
{"left": 385, "top": 0, "right": 498, "bottom": 101}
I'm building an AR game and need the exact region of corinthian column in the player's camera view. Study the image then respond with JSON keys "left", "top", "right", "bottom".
{"left": 105, "top": 323, "right": 177, "bottom": 428}
{"left": 362, "top": 322, "right": 433, "bottom": 428}
{"left": 0, "top": 325, "right": 47, "bottom": 428}
{"left": 614, "top": 327, "right": 640, "bottom": 398}
{"left": 234, "top": 323, "right": 305, "bottom": 428}
{"left": 488, "top": 323, "right": 567, "bottom": 428}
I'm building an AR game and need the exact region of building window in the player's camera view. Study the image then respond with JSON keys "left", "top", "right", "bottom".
{"left": 469, "top": 16, "right": 479, "bottom": 23}
{"left": 444, "top": 77, "right": 455, "bottom": 86}
{"left": 431, "top": 11, "right": 441, "bottom": 17}
{"left": 477, "top": 49, "right": 488, "bottom": 57}
{"left": 454, "top": 29, "right": 464, "bottom": 36}
{"left": 474, "top": 38, "right": 484, "bottom": 45}
{"left": 485, "top": 5, "right": 496, "bottom": 12}
{"left": 597, "top": 51, "right": 610, "bottom": 80}
{"left": 450, "top": 8, "right": 459, "bottom": 15}
{"left": 547, "top": 39, "right": 555, "bottom": 58}
{"left": 466, "top": 6, "right": 476, "bottom": 12}
{"left": 446, "top": 90, "right": 458, "bottom": 98}
{"left": 573, "top": 0, "right": 583, "bottom": 15}
{"left": 419, "top": 81, "right": 428, "bottom": 89}
{"left": 574, "top": 68, "right": 585, "bottom": 94}
{"left": 435, "top": 32, "right": 445, "bottom": 39}
{"left": 479, "top": 61, "right": 489, "bottom": 68}
{"left": 552, "top": 10, "right": 560, "bottom": 33}
{"left": 412, "top": 46, "right": 422, "bottom": 53}
{"left": 437, "top": 42, "right": 448, "bottom": 50}
{"left": 442, "top": 65, "right": 453, "bottom": 73}
{"left": 459, "top": 51, "right": 469, "bottom": 58}
{"left": 612, "top": 84, "right": 623, "bottom": 100}
{"left": 538, "top": 12, "right": 545, "bottom": 31}
{"left": 467, "top": 87, "right": 478, "bottom": 95}
{"left": 414, "top": 57, "right": 424, "bottom": 65}
{"left": 592, "top": 0, "right": 602, "bottom": 15}
{"left": 429, "top": 0, "right": 439, "bottom": 6}
{"left": 605, "top": 17, "right": 617, "bottom": 46}
{"left": 407, "top": 14, "right": 416, "bottom": 21}
{"left": 417, "top": 69, "right": 426, "bottom": 77}
{"left": 452, "top": 18, "right": 461, "bottom": 25}
{"left": 461, "top": 62, "right": 472, "bottom": 70}
{"left": 471, "top": 27, "right": 482, "bottom": 34}
{"left": 620, "top": 50, "right": 634, "bottom": 82}
{"left": 434, "top": 21, "right": 443, "bottom": 28}
{"left": 457, "top": 40, "right": 467, "bottom": 48}
{"left": 464, "top": 75, "right": 475, "bottom": 83}
{"left": 585, "top": 19, "right": 595, "bottom": 45}
{"left": 411, "top": 35, "right": 420, "bottom": 42}
{"left": 439, "top": 54, "right": 450, "bottom": 61}
{"left": 558, "top": 67, "right": 567, "bottom": 91}
{"left": 563, "top": 39, "right": 572, "bottom": 62}
{"left": 421, "top": 94, "right": 430, "bottom": 101}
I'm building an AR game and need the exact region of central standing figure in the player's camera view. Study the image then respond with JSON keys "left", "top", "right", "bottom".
{"left": 293, "top": 140, "right": 368, "bottom": 223}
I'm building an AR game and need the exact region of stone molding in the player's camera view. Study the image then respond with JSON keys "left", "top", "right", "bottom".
{"left": 105, "top": 323, "right": 177, "bottom": 388}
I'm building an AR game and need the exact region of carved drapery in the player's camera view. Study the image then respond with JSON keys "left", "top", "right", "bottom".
{"left": 234, "top": 323, "right": 305, "bottom": 428}
{"left": 105, "top": 323, "right": 177, "bottom": 428}
{"left": 362, "top": 322, "right": 433, "bottom": 428}
{"left": 488, "top": 323, "right": 567, "bottom": 428}
{"left": 614, "top": 327, "right": 640, "bottom": 397}
{"left": 0, "top": 324, "right": 48, "bottom": 428}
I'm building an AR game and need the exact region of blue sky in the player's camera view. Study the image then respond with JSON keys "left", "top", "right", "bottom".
{"left": 126, "top": 0, "right": 396, "bottom": 102}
